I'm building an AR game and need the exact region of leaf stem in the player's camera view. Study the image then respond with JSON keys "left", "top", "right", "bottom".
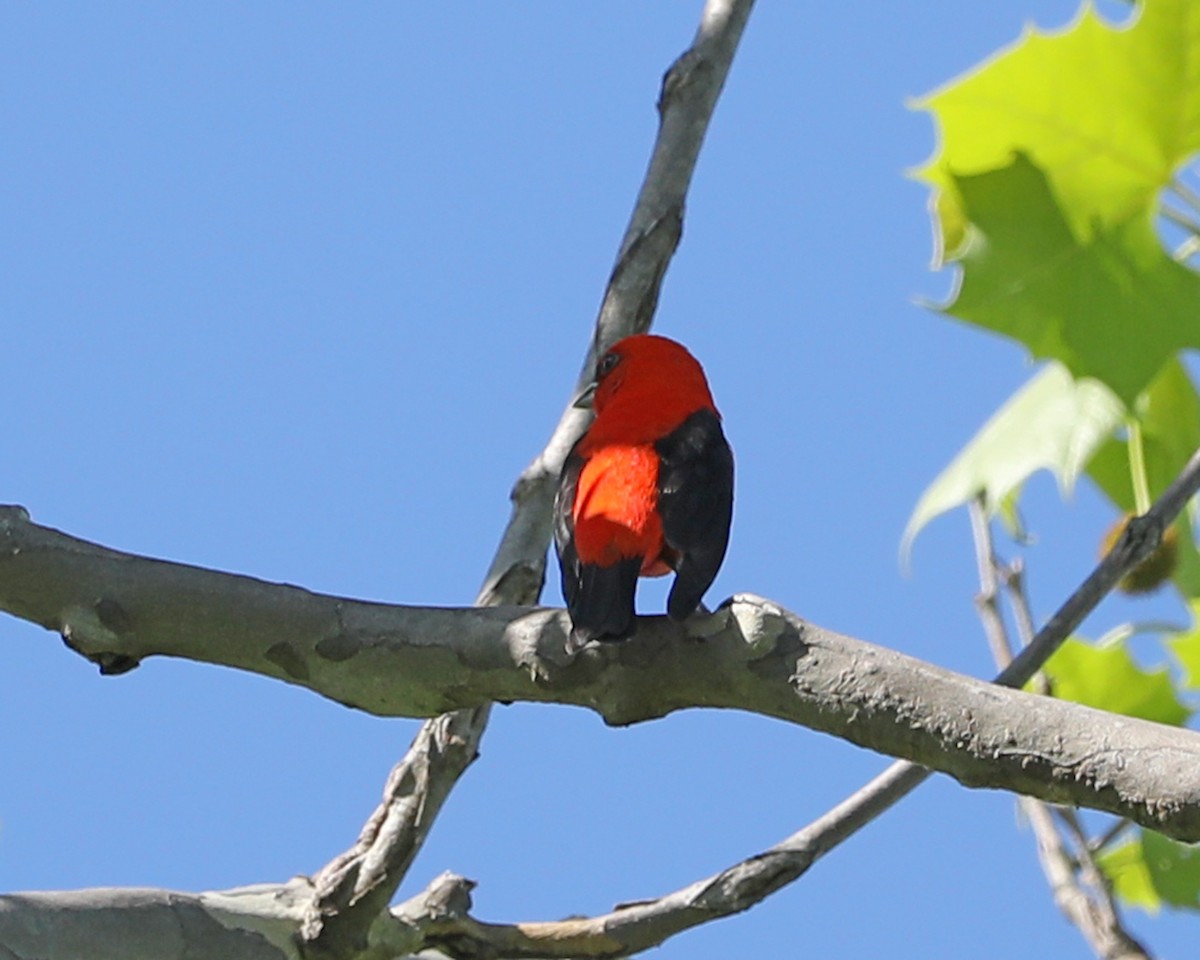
{"left": 1128, "top": 418, "right": 1151, "bottom": 516}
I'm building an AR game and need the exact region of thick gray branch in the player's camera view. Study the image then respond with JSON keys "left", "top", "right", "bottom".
{"left": 0, "top": 882, "right": 328, "bottom": 960}
{"left": 4, "top": 506, "right": 1200, "bottom": 843}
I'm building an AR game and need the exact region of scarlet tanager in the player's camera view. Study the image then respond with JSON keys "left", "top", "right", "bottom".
{"left": 554, "top": 334, "right": 734, "bottom": 648}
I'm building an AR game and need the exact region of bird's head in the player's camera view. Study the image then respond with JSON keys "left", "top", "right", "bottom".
{"left": 575, "top": 334, "right": 718, "bottom": 438}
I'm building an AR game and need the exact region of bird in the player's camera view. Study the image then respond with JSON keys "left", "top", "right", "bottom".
{"left": 554, "top": 333, "right": 733, "bottom": 649}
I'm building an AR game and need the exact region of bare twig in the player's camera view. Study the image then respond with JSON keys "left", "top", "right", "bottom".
{"left": 1055, "top": 807, "right": 1122, "bottom": 907}
{"left": 970, "top": 494, "right": 1015, "bottom": 664}
{"left": 1160, "top": 202, "right": 1200, "bottom": 240}
{"left": 972, "top": 499, "right": 1152, "bottom": 960}
{"left": 1021, "top": 799, "right": 1151, "bottom": 960}
{"left": 1168, "top": 176, "right": 1200, "bottom": 224}
{"left": 997, "top": 444, "right": 1200, "bottom": 689}
{"left": 385, "top": 763, "right": 930, "bottom": 960}
{"left": 999, "top": 560, "right": 1037, "bottom": 661}
{"left": 300, "top": 708, "right": 489, "bottom": 955}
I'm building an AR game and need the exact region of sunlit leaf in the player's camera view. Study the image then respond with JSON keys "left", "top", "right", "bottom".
{"left": 1038, "top": 636, "right": 1190, "bottom": 726}
{"left": 913, "top": 0, "right": 1200, "bottom": 403}
{"left": 1143, "top": 829, "right": 1200, "bottom": 911}
{"left": 903, "top": 362, "right": 1122, "bottom": 558}
{"left": 1099, "top": 830, "right": 1200, "bottom": 913}
{"left": 1175, "top": 520, "right": 1200, "bottom": 601}
{"left": 1166, "top": 600, "right": 1200, "bottom": 689}
{"left": 1097, "top": 836, "right": 1160, "bottom": 913}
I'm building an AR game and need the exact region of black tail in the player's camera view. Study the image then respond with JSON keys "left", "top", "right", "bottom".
{"left": 566, "top": 555, "right": 642, "bottom": 648}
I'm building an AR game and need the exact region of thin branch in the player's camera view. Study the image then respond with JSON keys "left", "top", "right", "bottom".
{"left": 1005, "top": 564, "right": 1140, "bottom": 930}
{"left": 999, "top": 559, "right": 1037, "bottom": 658}
{"left": 1021, "top": 799, "right": 1151, "bottom": 960}
{"left": 300, "top": 707, "right": 489, "bottom": 955}
{"left": 974, "top": 501, "right": 1151, "bottom": 960}
{"left": 1173, "top": 234, "right": 1200, "bottom": 263}
{"left": 997, "top": 443, "right": 1200, "bottom": 688}
{"left": 1055, "top": 806, "right": 1122, "bottom": 906}
{"left": 970, "top": 495, "right": 1015, "bottom": 665}
{"left": 1091, "top": 819, "right": 1135, "bottom": 856}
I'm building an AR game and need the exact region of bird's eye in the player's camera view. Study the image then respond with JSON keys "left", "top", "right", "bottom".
{"left": 597, "top": 351, "right": 621, "bottom": 379}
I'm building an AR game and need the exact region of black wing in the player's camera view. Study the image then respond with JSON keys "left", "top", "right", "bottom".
{"left": 655, "top": 408, "right": 734, "bottom": 621}
{"left": 553, "top": 441, "right": 641, "bottom": 645}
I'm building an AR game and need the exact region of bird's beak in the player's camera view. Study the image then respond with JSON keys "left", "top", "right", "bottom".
{"left": 572, "top": 381, "right": 597, "bottom": 410}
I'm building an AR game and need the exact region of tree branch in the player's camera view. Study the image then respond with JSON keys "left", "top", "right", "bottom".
{"left": 997, "top": 443, "right": 1200, "bottom": 689}
{"left": 476, "top": 0, "right": 754, "bottom": 608}
{"left": 3, "top": 506, "right": 1200, "bottom": 842}
{"left": 299, "top": 707, "right": 488, "bottom": 957}
{"left": 1020, "top": 799, "right": 1152, "bottom": 960}
{"left": 0, "top": 882, "right": 330, "bottom": 960}
{"left": 969, "top": 498, "right": 1152, "bottom": 960}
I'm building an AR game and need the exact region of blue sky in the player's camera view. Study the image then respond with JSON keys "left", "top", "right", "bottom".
{"left": 2, "top": 3, "right": 1195, "bottom": 958}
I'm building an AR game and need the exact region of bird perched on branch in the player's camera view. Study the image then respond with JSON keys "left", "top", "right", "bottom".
{"left": 554, "top": 334, "right": 734, "bottom": 649}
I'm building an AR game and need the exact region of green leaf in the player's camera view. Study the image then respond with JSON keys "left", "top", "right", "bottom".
{"left": 903, "top": 362, "right": 1122, "bottom": 558}
{"left": 1039, "top": 636, "right": 1190, "bottom": 726}
{"left": 941, "top": 156, "right": 1200, "bottom": 404}
{"left": 1143, "top": 829, "right": 1200, "bottom": 910}
{"left": 913, "top": 0, "right": 1200, "bottom": 403}
{"left": 1176, "top": 521, "right": 1200, "bottom": 602}
{"left": 1166, "top": 600, "right": 1200, "bottom": 689}
{"left": 1098, "top": 830, "right": 1200, "bottom": 913}
{"left": 1097, "top": 836, "right": 1161, "bottom": 913}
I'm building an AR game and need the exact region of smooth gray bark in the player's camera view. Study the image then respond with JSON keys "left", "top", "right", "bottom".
{"left": 4, "top": 505, "right": 1200, "bottom": 843}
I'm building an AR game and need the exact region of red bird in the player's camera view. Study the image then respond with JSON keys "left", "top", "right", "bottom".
{"left": 554, "top": 334, "right": 734, "bottom": 647}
